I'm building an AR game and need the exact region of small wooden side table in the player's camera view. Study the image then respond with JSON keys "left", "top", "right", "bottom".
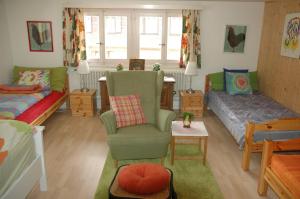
{"left": 70, "top": 89, "right": 96, "bottom": 117}
{"left": 171, "top": 121, "right": 208, "bottom": 165}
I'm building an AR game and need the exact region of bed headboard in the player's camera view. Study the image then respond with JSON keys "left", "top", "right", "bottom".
{"left": 204, "top": 75, "right": 211, "bottom": 97}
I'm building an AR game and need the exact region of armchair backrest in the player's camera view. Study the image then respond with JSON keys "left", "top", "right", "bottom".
{"left": 105, "top": 71, "right": 164, "bottom": 125}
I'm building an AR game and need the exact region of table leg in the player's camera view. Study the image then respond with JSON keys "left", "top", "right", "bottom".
{"left": 203, "top": 137, "right": 208, "bottom": 165}
{"left": 171, "top": 136, "right": 175, "bottom": 165}
{"left": 199, "top": 137, "right": 202, "bottom": 151}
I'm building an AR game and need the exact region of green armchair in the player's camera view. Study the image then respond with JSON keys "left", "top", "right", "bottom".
{"left": 100, "top": 71, "right": 176, "bottom": 163}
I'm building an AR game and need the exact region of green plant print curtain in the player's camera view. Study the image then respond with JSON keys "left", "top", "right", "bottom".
{"left": 63, "top": 8, "right": 86, "bottom": 67}
{"left": 179, "top": 10, "right": 201, "bottom": 68}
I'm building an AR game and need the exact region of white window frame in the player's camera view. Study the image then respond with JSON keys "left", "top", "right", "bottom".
{"left": 84, "top": 9, "right": 181, "bottom": 68}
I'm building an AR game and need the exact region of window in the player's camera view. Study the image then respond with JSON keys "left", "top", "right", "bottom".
{"left": 84, "top": 10, "right": 182, "bottom": 66}
{"left": 139, "top": 16, "right": 162, "bottom": 60}
{"left": 167, "top": 16, "right": 182, "bottom": 60}
{"left": 84, "top": 16, "right": 100, "bottom": 60}
{"left": 105, "top": 16, "right": 127, "bottom": 59}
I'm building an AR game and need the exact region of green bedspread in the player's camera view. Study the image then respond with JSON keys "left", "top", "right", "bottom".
{"left": 0, "top": 120, "right": 36, "bottom": 197}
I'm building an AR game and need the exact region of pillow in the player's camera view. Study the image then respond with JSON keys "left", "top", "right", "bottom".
{"left": 208, "top": 72, "right": 224, "bottom": 91}
{"left": 13, "top": 66, "right": 67, "bottom": 92}
{"left": 0, "top": 84, "right": 42, "bottom": 94}
{"left": 18, "top": 70, "right": 50, "bottom": 90}
{"left": 118, "top": 163, "right": 170, "bottom": 195}
{"left": 249, "top": 71, "right": 259, "bottom": 91}
{"left": 109, "top": 95, "right": 146, "bottom": 128}
{"left": 225, "top": 72, "right": 252, "bottom": 95}
{"left": 223, "top": 68, "right": 248, "bottom": 91}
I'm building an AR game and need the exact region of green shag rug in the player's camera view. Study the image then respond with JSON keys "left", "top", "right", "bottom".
{"left": 94, "top": 145, "right": 223, "bottom": 199}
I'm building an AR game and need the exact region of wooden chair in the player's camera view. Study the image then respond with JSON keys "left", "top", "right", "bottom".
{"left": 258, "top": 138, "right": 300, "bottom": 199}
{"left": 129, "top": 59, "right": 145, "bottom": 70}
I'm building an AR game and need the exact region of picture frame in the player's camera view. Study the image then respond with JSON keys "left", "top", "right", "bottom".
{"left": 280, "top": 12, "right": 300, "bottom": 59}
{"left": 27, "top": 21, "right": 53, "bottom": 52}
{"left": 129, "top": 59, "right": 145, "bottom": 70}
{"left": 223, "top": 25, "right": 247, "bottom": 53}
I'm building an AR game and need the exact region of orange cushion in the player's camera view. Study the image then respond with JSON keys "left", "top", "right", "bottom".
{"left": 271, "top": 154, "right": 300, "bottom": 198}
{"left": 118, "top": 163, "right": 170, "bottom": 195}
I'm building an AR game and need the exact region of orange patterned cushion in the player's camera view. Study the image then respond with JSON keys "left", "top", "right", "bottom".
{"left": 109, "top": 95, "right": 146, "bottom": 128}
{"left": 271, "top": 154, "right": 300, "bottom": 198}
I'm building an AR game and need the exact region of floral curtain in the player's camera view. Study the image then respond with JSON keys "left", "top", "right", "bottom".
{"left": 179, "top": 10, "right": 201, "bottom": 68}
{"left": 63, "top": 8, "right": 86, "bottom": 67}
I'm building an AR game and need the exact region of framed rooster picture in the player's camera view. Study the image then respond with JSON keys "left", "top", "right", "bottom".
{"left": 224, "top": 25, "right": 247, "bottom": 53}
{"left": 27, "top": 21, "right": 53, "bottom": 52}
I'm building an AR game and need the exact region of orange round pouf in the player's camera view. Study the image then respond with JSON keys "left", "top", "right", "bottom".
{"left": 118, "top": 163, "right": 170, "bottom": 195}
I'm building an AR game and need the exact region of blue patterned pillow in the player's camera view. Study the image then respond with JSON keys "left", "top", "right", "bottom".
{"left": 223, "top": 68, "right": 248, "bottom": 91}
{"left": 225, "top": 72, "right": 252, "bottom": 95}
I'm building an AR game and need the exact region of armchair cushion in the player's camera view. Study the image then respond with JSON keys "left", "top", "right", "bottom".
{"left": 110, "top": 95, "right": 146, "bottom": 128}
{"left": 108, "top": 124, "right": 171, "bottom": 160}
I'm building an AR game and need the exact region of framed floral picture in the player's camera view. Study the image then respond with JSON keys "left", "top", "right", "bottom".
{"left": 27, "top": 21, "right": 53, "bottom": 52}
{"left": 280, "top": 12, "right": 300, "bottom": 59}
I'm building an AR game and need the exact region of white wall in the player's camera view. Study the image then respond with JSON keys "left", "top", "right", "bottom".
{"left": 4, "top": 0, "right": 63, "bottom": 67}
{"left": 3, "top": 0, "right": 264, "bottom": 94}
{"left": 197, "top": 2, "right": 264, "bottom": 90}
{"left": 0, "top": 0, "right": 12, "bottom": 83}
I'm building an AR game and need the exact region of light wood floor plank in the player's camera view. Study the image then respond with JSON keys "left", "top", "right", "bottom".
{"left": 26, "top": 110, "right": 277, "bottom": 199}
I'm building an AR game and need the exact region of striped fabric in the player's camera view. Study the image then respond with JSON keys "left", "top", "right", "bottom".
{"left": 109, "top": 95, "right": 146, "bottom": 128}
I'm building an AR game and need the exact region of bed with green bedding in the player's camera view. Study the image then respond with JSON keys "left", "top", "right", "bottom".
{"left": 0, "top": 120, "right": 36, "bottom": 197}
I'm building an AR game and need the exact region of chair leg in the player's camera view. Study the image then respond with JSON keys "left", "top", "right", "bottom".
{"left": 114, "top": 160, "right": 118, "bottom": 168}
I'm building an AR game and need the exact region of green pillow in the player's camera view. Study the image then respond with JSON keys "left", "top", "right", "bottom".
{"left": 13, "top": 66, "right": 67, "bottom": 92}
{"left": 208, "top": 71, "right": 259, "bottom": 92}
{"left": 249, "top": 71, "right": 258, "bottom": 91}
{"left": 225, "top": 72, "right": 253, "bottom": 95}
{"left": 208, "top": 72, "right": 224, "bottom": 91}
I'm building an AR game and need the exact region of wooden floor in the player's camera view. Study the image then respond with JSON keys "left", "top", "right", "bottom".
{"left": 27, "top": 110, "right": 277, "bottom": 199}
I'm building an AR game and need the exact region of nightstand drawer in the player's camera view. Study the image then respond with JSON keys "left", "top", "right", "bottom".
{"left": 70, "top": 95, "right": 92, "bottom": 105}
{"left": 187, "top": 97, "right": 203, "bottom": 106}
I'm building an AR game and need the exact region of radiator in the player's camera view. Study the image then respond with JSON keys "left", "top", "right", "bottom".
{"left": 82, "top": 70, "right": 188, "bottom": 109}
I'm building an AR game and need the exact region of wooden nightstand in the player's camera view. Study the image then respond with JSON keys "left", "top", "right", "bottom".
{"left": 70, "top": 89, "right": 96, "bottom": 117}
{"left": 180, "top": 90, "right": 203, "bottom": 117}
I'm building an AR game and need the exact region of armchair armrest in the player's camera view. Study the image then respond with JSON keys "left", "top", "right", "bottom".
{"left": 157, "top": 109, "right": 176, "bottom": 132}
{"left": 100, "top": 110, "right": 117, "bottom": 135}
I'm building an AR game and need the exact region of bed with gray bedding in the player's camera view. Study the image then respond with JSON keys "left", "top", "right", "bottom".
{"left": 208, "top": 91, "right": 300, "bottom": 148}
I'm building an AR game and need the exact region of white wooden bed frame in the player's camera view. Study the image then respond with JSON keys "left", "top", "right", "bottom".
{"left": 1, "top": 126, "right": 47, "bottom": 199}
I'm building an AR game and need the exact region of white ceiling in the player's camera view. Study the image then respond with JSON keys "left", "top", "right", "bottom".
{"left": 127, "top": 0, "right": 264, "bottom": 1}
